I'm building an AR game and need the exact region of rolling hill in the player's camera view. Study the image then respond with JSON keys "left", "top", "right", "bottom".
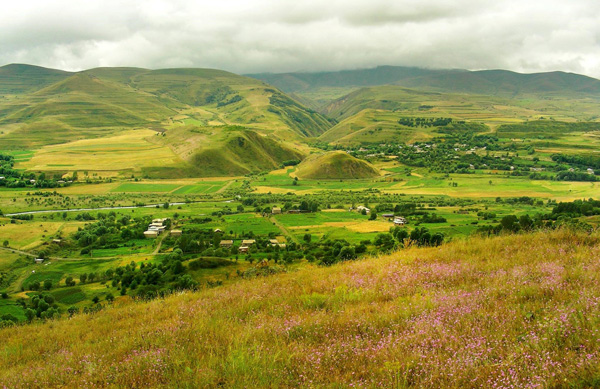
{"left": 294, "top": 150, "right": 380, "bottom": 179}
{"left": 0, "top": 64, "right": 332, "bottom": 176}
{"left": 317, "top": 84, "right": 600, "bottom": 145}
{"left": 0, "top": 64, "right": 73, "bottom": 95}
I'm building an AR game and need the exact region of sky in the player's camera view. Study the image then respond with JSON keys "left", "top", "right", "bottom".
{"left": 2, "top": 0, "right": 600, "bottom": 77}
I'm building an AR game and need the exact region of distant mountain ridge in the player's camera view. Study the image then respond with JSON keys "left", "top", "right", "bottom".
{"left": 248, "top": 66, "right": 600, "bottom": 98}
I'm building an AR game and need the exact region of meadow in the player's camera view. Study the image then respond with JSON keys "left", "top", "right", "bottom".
{"left": 1, "top": 229, "right": 599, "bottom": 387}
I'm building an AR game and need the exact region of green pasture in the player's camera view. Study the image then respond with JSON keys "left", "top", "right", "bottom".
{"left": 112, "top": 183, "right": 182, "bottom": 193}
{"left": 51, "top": 287, "right": 87, "bottom": 305}
{"left": 0, "top": 299, "right": 26, "bottom": 321}
{"left": 172, "top": 182, "right": 227, "bottom": 194}
{"left": 187, "top": 213, "right": 280, "bottom": 236}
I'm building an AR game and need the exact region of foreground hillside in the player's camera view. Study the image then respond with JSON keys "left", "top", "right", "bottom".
{"left": 1, "top": 229, "right": 599, "bottom": 387}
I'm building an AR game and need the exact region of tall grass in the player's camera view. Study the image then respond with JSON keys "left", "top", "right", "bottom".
{"left": 1, "top": 229, "right": 599, "bottom": 387}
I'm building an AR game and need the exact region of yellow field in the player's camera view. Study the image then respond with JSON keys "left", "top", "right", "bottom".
{"left": 19, "top": 130, "right": 182, "bottom": 172}
{"left": 0, "top": 221, "right": 83, "bottom": 250}
{"left": 289, "top": 220, "right": 392, "bottom": 233}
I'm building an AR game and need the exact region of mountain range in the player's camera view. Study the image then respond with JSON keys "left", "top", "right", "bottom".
{"left": 1, "top": 63, "right": 600, "bottom": 177}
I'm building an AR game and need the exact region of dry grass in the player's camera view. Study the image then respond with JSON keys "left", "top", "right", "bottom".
{"left": 0, "top": 221, "right": 80, "bottom": 250}
{"left": 1, "top": 229, "right": 600, "bottom": 387}
{"left": 20, "top": 130, "right": 182, "bottom": 172}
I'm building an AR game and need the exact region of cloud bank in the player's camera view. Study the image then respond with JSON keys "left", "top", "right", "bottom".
{"left": 2, "top": 0, "right": 600, "bottom": 77}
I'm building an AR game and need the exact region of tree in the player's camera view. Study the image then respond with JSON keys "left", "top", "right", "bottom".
{"left": 519, "top": 214, "right": 533, "bottom": 231}
{"left": 80, "top": 273, "right": 88, "bottom": 284}
{"left": 28, "top": 281, "right": 40, "bottom": 291}
{"left": 25, "top": 308, "right": 36, "bottom": 322}
{"left": 43, "top": 279, "right": 52, "bottom": 291}
{"left": 67, "top": 306, "right": 79, "bottom": 317}
{"left": 92, "top": 296, "right": 100, "bottom": 304}
{"left": 339, "top": 246, "right": 356, "bottom": 260}
{"left": 106, "top": 293, "right": 115, "bottom": 302}
{"left": 500, "top": 215, "right": 519, "bottom": 232}
{"left": 2, "top": 240, "right": 8, "bottom": 248}
{"left": 369, "top": 212, "right": 377, "bottom": 220}
{"left": 65, "top": 276, "right": 75, "bottom": 287}
{"left": 303, "top": 233, "right": 312, "bottom": 244}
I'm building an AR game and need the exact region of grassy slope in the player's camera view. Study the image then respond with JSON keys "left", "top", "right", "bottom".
{"left": 142, "top": 127, "right": 306, "bottom": 177}
{"left": 0, "top": 64, "right": 73, "bottom": 95}
{"left": 189, "top": 129, "right": 305, "bottom": 176}
{"left": 318, "top": 84, "right": 600, "bottom": 145}
{"left": 0, "top": 65, "right": 332, "bottom": 176}
{"left": 0, "top": 73, "right": 177, "bottom": 148}
{"left": 295, "top": 150, "right": 380, "bottom": 179}
{"left": 1, "top": 230, "right": 599, "bottom": 387}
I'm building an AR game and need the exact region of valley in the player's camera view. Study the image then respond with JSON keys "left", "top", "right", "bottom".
{"left": 0, "top": 63, "right": 600, "bottom": 387}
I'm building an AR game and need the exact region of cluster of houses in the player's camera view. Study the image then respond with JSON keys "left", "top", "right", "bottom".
{"left": 351, "top": 206, "right": 408, "bottom": 225}
{"left": 144, "top": 218, "right": 181, "bottom": 239}
{"left": 382, "top": 214, "right": 407, "bottom": 225}
{"left": 218, "top": 238, "right": 287, "bottom": 253}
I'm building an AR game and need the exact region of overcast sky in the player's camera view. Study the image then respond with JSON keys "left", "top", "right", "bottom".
{"left": 2, "top": 0, "right": 600, "bottom": 77}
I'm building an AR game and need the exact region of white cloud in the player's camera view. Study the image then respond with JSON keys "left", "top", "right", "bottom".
{"left": 1, "top": 0, "right": 599, "bottom": 78}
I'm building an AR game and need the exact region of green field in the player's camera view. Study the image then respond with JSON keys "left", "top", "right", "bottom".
{"left": 112, "top": 183, "right": 183, "bottom": 193}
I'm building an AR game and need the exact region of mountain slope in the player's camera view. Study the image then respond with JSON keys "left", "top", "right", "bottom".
{"left": 248, "top": 65, "right": 449, "bottom": 93}
{"left": 399, "top": 69, "right": 600, "bottom": 96}
{"left": 249, "top": 66, "right": 600, "bottom": 108}
{"left": 0, "top": 65, "right": 333, "bottom": 151}
{"left": 0, "top": 64, "right": 73, "bottom": 95}
{"left": 0, "top": 230, "right": 598, "bottom": 387}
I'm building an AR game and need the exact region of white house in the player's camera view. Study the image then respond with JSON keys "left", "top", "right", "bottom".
{"left": 393, "top": 217, "right": 407, "bottom": 226}
{"left": 356, "top": 206, "right": 371, "bottom": 214}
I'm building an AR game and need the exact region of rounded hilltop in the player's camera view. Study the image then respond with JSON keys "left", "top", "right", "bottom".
{"left": 294, "top": 150, "right": 380, "bottom": 179}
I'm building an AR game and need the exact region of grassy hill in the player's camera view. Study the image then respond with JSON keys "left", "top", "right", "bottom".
{"left": 0, "top": 64, "right": 73, "bottom": 95}
{"left": 1, "top": 229, "right": 599, "bottom": 387}
{"left": 0, "top": 73, "right": 177, "bottom": 148}
{"left": 295, "top": 150, "right": 380, "bottom": 179}
{"left": 0, "top": 64, "right": 332, "bottom": 176}
{"left": 188, "top": 128, "right": 305, "bottom": 177}
{"left": 317, "top": 84, "right": 600, "bottom": 145}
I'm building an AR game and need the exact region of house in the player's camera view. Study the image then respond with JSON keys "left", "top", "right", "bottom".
{"left": 52, "top": 239, "right": 62, "bottom": 245}
{"left": 382, "top": 213, "right": 395, "bottom": 219}
{"left": 356, "top": 206, "right": 370, "bottom": 214}
{"left": 220, "top": 240, "right": 234, "bottom": 248}
{"left": 241, "top": 239, "right": 256, "bottom": 247}
{"left": 272, "top": 207, "right": 282, "bottom": 215}
{"left": 238, "top": 246, "right": 249, "bottom": 253}
{"left": 0, "top": 177, "right": 4, "bottom": 180}
{"left": 393, "top": 217, "right": 407, "bottom": 225}
{"left": 152, "top": 218, "right": 167, "bottom": 224}
{"left": 214, "top": 228, "right": 223, "bottom": 233}
{"left": 170, "top": 230, "right": 182, "bottom": 237}
{"left": 144, "top": 230, "right": 159, "bottom": 239}
{"left": 34, "top": 258, "right": 44, "bottom": 264}
{"left": 588, "top": 168, "right": 595, "bottom": 175}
